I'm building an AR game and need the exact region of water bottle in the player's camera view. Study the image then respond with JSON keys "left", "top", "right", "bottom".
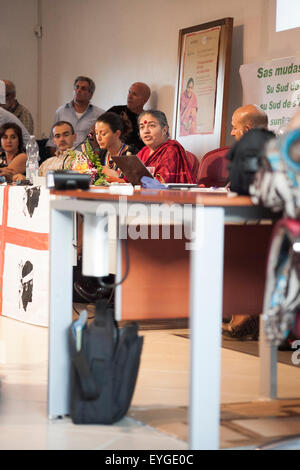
{"left": 26, "top": 135, "right": 40, "bottom": 183}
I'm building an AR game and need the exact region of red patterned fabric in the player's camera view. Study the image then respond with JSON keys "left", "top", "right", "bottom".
{"left": 137, "top": 140, "right": 196, "bottom": 184}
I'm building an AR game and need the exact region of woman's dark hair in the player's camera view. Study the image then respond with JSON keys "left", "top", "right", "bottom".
{"left": 0, "top": 122, "right": 24, "bottom": 154}
{"left": 96, "top": 112, "right": 132, "bottom": 141}
{"left": 187, "top": 77, "right": 194, "bottom": 88}
{"left": 138, "top": 109, "right": 170, "bottom": 138}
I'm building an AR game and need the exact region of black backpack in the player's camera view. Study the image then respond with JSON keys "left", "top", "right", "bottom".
{"left": 69, "top": 300, "right": 143, "bottom": 424}
{"left": 227, "top": 128, "right": 275, "bottom": 195}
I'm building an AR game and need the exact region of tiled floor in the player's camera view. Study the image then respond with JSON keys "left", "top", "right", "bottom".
{"left": 1, "top": 315, "right": 300, "bottom": 450}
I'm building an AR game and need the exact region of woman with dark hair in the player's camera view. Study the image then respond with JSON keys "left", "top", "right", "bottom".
{"left": 0, "top": 122, "right": 27, "bottom": 180}
{"left": 137, "top": 110, "right": 195, "bottom": 183}
{"left": 180, "top": 77, "right": 198, "bottom": 136}
{"left": 94, "top": 112, "right": 138, "bottom": 182}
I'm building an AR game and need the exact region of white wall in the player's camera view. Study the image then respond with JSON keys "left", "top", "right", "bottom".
{"left": 5, "top": 0, "right": 300, "bottom": 155}
{"left": 0, "top": 0, "right": 38, "bottom": 133}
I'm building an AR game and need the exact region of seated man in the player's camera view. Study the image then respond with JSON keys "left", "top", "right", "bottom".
{"left": 39, "top": 121, "right": 79, "bottom": 175}
{"left": 222, "top": 104, "right": 269, "bottom": 340}
{"left": 13, "top": 120, "right": 79, "bottom": 182}
{"left": 108, "top": 82, "right": 151, "bottom": 151}
{"left": 231, "top": 104, "right": 268, "bottom": 141}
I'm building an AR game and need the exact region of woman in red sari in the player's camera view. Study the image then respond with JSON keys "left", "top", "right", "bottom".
{"left": 137, "top": 110, "right": 195, "bottom": 184}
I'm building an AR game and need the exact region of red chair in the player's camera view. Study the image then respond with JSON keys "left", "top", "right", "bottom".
{"left": 197, "top": 146, "right": 231, "bottom": 187}
{"left": 185, "top": 151, "right": 200, "bottom": 183}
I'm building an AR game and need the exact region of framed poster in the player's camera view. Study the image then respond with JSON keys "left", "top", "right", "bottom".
{"left": 173, "top": 18, "right": 233, "bottom": 157}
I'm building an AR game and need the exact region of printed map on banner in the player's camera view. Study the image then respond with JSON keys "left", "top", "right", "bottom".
{"left": 240, "top": 56, "right": 300, "bottom": 133}
{"left": 7, "top": 186, "right": 49, "bottom": 232}
{"left": 2, "top": 244, "right": 49, "bottom": 326}
{"left": 0, "top": 186, "right": 49, "bottom": 326}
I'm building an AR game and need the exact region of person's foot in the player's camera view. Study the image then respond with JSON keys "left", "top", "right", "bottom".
{"left": 222, "top": 314, "right": 259, "bottom": 340}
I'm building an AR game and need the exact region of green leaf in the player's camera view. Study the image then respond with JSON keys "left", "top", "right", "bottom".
{"left": 83, "top": 138, "right": 107, "bottom": 184}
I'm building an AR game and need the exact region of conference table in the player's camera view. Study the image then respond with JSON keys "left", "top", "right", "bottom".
{"left": 48, "top": 187, "right": 278, "bottom": 450}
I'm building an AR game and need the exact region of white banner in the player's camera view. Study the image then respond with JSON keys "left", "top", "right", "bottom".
{"left": 240, "top": 56, "right": 300, "bottom": 132}
{"left": 0, "top": 186, "right": 50, "bottom": 327}
{"left": 7, "top": 186, "right": 49, "bottom": 232}
{"left": 2, "top": 244, "right": 49, "bottom": 326}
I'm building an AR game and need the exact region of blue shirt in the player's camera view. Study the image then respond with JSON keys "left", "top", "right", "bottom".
{"left": 0, "top": 107, "right": 30, "bottom": 146}
{"left": 47, "top": 101, "right": 105, "bottom": 149}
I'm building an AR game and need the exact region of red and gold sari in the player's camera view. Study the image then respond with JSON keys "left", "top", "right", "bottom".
{"left": 138, "top": 139, "right": 196, "bottom": 184}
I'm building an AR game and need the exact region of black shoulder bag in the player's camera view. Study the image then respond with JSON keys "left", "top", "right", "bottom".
{"left": 69, "top": 299, "right": 143, "bottom": 424}
{"left": 227, "top": 128, "right": 275, "bottom": 195}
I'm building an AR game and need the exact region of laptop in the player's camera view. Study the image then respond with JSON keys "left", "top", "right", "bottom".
{"left": 111, "top": 155, "right": 154, "bottom": 186}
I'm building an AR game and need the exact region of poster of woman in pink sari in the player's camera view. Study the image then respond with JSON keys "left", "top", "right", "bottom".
{"left": 180, "top": 78, "right": 198, "bottom": 136}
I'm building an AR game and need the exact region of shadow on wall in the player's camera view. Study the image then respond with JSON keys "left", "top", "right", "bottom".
{"left": 226, "top": 24, "right": 244, "bottom": 146}
{"left": 150, "top": 85, "right": 175, "bottom": 134}
{"left": 143, "top": 85, "right": 175, "bottom": 135}
{"left": 148, "top": 90, "right": 158, "bottom": 110}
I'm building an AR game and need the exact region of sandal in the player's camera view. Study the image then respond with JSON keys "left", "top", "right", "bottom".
{"left": 222, "top": 315, "right": 259, "bottom": 340}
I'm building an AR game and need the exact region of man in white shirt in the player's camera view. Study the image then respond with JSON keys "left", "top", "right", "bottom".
{"left": 13, "top": 120, "right": 80, "bottom": 182}
{"left": 39, "top": 121, "right": 79, "bottom": 175}
{"left": 47, "top": 76, "right": 104, "bottom": 151}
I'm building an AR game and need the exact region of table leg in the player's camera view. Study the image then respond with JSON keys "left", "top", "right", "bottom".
{"left": 259, "top": 315, "right": 277, "bottom": 398}
{"left": 189, "top": 207, "right": 224, "bottom": 450}
{"left": 48, "top": 209, "right": 73, "bottom": 418}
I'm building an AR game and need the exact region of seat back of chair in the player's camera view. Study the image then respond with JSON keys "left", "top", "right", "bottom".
{"left": 185, "top": 151, "right": 200, "bottom": 183}
{"left": 198, "top": 146, "right": 231, "bottom": 187}
{"left": 37, "top": 139, "right": 52, "bottom": 164}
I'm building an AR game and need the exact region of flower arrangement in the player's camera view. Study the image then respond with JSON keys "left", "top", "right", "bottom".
{"left": 66, "top": 139, "right": 107, "bottom": 186}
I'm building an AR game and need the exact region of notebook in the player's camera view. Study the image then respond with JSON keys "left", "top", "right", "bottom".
{"left": 111, "top": 155, "right": 154, "bottom": 186}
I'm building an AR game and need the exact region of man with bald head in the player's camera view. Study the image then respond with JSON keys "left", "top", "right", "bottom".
{"left": 108, "top": 82, "right": 151, "bottom": 150}
{"left": 1, "top": 79, "right": 34, "bottom": 134}
{"left": 231, "top": 104, "right": 268, "bottom": 141}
